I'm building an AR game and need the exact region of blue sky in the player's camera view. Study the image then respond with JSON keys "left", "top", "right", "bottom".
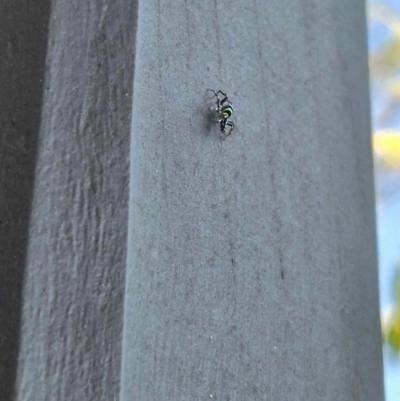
{"left": 368, "top": 0, "right": 400, "bottom": 400}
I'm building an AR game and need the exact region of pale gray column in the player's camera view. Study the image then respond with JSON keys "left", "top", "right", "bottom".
{"left": 120, "top": 1, "right": 383, "bottom": 401}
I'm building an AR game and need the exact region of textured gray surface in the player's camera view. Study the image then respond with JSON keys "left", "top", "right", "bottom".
{"left": 121, "top": 1, "right": 383, "bottom": 401}
{"left": 0, "top": 0, "right": 384, "bottom": 400}
{"left": 12, "top": 0, "right": 138, "bottom": 400}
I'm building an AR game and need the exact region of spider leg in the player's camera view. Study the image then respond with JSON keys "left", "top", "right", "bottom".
{"left": 215, "top": 90, "right": 228, "bottom": 98}
{"left": 207, "top": 90, "right": 222, "bottom": 111}
{"left": 215, "top": 91, "right": 232, "bottom": 106}
{"left": 206, "top": 89, "right": 218, "bottom": 99}
{"left": 221, "top": 99, "right": 232, "bottom": 106}
{"left": 222, "top": 121, "right": 235, "bottom": 139}
{"left": 207, "top": 89, "right": 231, "bottom": 105}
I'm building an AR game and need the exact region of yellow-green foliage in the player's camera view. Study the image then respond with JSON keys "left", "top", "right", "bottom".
{"left": 369, "top": 4, "right": 400, "bottom": 354}
{"left": 369, "top": 5, "right": 400, "bottom": 171}
{"left": 382, "top": 268, "right": 400, "bottom": 352}
{"left": 373, "top": 130, "right": 400, "bottom": 168}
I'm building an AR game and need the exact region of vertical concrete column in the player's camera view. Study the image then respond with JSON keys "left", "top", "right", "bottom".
{"left": 121, "top": 1, "right": 384, "bottom": 400}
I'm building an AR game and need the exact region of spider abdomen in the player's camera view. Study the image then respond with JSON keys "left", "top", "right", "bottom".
{"left": 221, "top": 105, "right": 234, "bottom": 118}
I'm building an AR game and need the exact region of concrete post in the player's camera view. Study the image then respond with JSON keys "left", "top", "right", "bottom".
{"left": 0, "top": 0, "right": 383, "bottom": 400}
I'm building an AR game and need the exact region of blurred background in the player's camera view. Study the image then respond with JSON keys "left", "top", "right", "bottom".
{"left": 368, "top": 0, "right": 400, "bottom": 399}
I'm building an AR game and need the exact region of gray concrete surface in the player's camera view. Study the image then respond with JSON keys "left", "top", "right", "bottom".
{"left": 11, "top": 1, "right": 138, "bottom": 400}
{"left": 121, "top": 1, "right": 384, "bottom": 401}
{"left": 0, "top": 0, "right": 384, "bottom": 400}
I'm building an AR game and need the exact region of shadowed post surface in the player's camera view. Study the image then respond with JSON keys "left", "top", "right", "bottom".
{"left": 10, "top": 0, "right": 138, "bottom": 400}
{"left": 0, "top": 0, "right": 51, "bottom": 399}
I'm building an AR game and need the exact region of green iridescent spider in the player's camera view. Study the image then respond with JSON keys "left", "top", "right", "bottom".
{"left": 207, "top": 89, "right": 235, "bottom": 139}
